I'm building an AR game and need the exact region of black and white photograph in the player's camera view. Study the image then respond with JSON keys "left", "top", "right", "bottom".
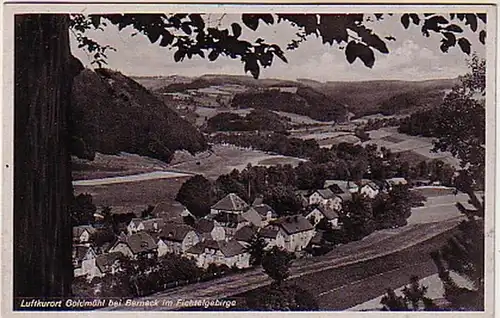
{"left": 3, "top": 3, "right": 496, "bottom": 315}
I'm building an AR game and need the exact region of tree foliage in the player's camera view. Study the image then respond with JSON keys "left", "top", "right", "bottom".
{"left": 381, "top": 276, "right": 437, "bottom": 311}
{"left": 71, "top": 13, "right": 485, "bottom": 78}
{"left": 70, "top": 193, "right": 96, "bottom": 226}
{"left": 339, "top": 193, "right": 375, "bottom": 241}
{"left": 245, "top": 234, "right": 268, "bottom": 266}
{"left": 261, "top": 246, "right": 295, "bottom": 285}
{"left": 175, "top": 174, "right": 215, "bottom": 218}
{"left": 245, "top": 283, "right": 318, "bottom": 311}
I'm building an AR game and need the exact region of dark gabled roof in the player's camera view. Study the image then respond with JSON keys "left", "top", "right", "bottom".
{"left": 218, "top": 240, "right": 246, "bottom": 257}
{"left": 337, "top": 192, "right": 352, "bottom": 202}
{"left": 304, "top": 206, "right": 339, "bottom": 220}
{"left": 95, "top": 252, "right": 123, "bottom": 273}
{"left": 358, "top": 179, "right": 380, "bottom": 190}
{"left": 117, "top": 232, "right": 157, "bottom": 254}
{"left": 141, "top": 218, "right": 165, "bottom": 231}
{"left": 129, "top": 218, "right": 142, "bottom": 228}
{"left": 310, "top": 230, "right": 325, "bottom": 245}
{"left": 195, "top": 219, "right": 216, "bottom": 233}
{"left": 73, "top": 225, "right": 97, "bottom": 238}
{"left": 185, "top": 242, "right": 205, "bottom": 255}
{"left": 273, "top": 215, "right": 314, "bottom": 235}
{"left": 241, "top": 207, "right": 263, "bottom": 227}
{"left": 314, "top": 188, "right": 336, "bottom": 199}
{"left": 74, "top": 246, "right": 95, "bottom": 262}
{"left": 322, "top": 209, "right": 339, "bottom": 220}
{"left": 259, "top": 227, "right": 280, "bottom": 239}
{"left": 253, "top": 204, "right": 277, "bottom": 218}
{"left": 158, "top": 223, "right": 195, "bottom": 242}
{"left": 151, "top": 201, "right": 186, "bottom": 222}
{"left": 211, "top": 193, "right": 249, "bottom": 212}
{"left": 327, "top": 184, "right": 345, "bottom": 194}
{"left": 234, "top": 225, "right": 257, "bottom": 242}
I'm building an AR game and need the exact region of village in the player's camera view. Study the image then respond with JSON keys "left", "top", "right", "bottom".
{"left": 72, "top": 176, "right": 415, "bottom": 283}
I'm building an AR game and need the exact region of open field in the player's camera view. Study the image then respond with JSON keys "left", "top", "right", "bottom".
{"left": 72, "top": 152, "right": 170, "bottom": 180}
{"left": 169, "top": 144, "right": 306, "bottom": 179}
{"left": 73, "top": 176, "right": 190, "bottom": 208}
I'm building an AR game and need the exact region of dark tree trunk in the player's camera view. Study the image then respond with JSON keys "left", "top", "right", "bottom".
{"left": 14, "top": 14, "right": 81, "bottom": 304}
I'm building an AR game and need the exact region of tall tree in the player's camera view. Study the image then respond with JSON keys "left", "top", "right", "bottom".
{"left": 14, "top": 15, "right": 83, "bottom": 302}
{"left": 340, "top": 193, "right": 375, "bottom": 240}
{"left": 261, "top": 246, "right": 295, "bottom": 286}
{"left": 175, "top": 174, "right": 215, "bottom": 218}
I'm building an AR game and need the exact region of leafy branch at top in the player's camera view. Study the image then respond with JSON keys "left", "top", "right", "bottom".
{"left": 70, "top": 13, "right": 487, "bottom": 78}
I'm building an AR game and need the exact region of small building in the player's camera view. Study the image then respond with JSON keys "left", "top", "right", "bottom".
{"left": 94, "top": 252, "right": 124, "bottom": 277}
{"left": 258, "top": 226, "right": 285, "bottom": 250}
{"left": 108, "top": 232, "right": 158, "bottom": 259}
{"left": 295, "top": 190, "right": 312, "bottom": 208}
{"left": 194, "top": 219, "right": 226, "bottom": 242}
{"left": 73, "top": 246, "right": 98, "bottom": 278}
{"left": 156, "top": 223, "right": 200, "bottom": 256}
{"left": 252, "top": 203, "right": 278, "bottom": 226}
{"left": 210, "top": 193, "right": 249, "bottom": 215}
{"left": 127, "top": 217, "right": 165, "bottom": 235}
{"left": 73, "top": 225, "right": 97, "bottom": 243}
{"left": 303, "top": 205, "right": 340, "bottom": 227}
{"left": 268, "top": 215, "right": 316, "bottom": 252}
{"left": 385, "top": 177, "right": 409, "bottom": 191}
{"left": 185, "top": 240, "right": 251, "bottom": 269}
{"left": 308, "top": 189, "right": 343, "bottom": 210}
{"left": 324, "top": 180, "right": 359, "bottom": 194}
{"left": 357, "top": 179, "right": 381, "bottom": 199}
{"left": 233, "top": 225, "right": 258, "bottom": 247}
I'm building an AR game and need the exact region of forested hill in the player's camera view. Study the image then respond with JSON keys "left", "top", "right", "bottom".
{"left": 70, "top": 68, "right": 208, "bottom": 162}
{"left": 231, "top": 86, "right": 348, "bottom": 122}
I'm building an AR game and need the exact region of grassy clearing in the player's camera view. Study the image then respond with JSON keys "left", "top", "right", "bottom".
{"left": 380, "top": 135, "right": 406, "bottom": 143}
{"left": 74, "top": 176, "right": 190, "bottom": 207}
{"left": 257, "top": 157, "right": 305, "bottom": 166}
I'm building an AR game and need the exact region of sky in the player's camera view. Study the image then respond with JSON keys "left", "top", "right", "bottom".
{"left": 70, "top": 13, "right": 486, "bottom": 82}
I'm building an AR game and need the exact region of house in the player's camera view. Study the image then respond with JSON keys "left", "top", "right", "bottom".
{"left": 233, "top": 225, "right": 258, "bottom": 247}
{"left": 258, "top": 226, "right": 285, "bottom": 249}
{"left": 127, "top": 217, "right": 165, "bottom": 235}
{"left": 210, "top": 193, "right": 249, "bottom": 215}
{"left": 94, "top": 252, "right": 124, "bottom": 277}
{"left": 108, "top": 232, "right": 158, "bottom": 259}
{"left": 73, "top": 246, "right": 98, "bottom": 278}
{"left": 102, "top": 204, "right": 150, "bottom": 217}
{"left": 156, "top": 223, "right": 200, "bottom": 256}
{"left": 73, "top": 225, "right": 97, "bottom": 243}
{"left": 411, "top": 179, "right": 432, "bottom": 187}
{"left": 309, "top": 230, "right": 326, "bottom": 248}
{"left": 324, "top": 180, "right": 359, "bottom": 194}
{"left": 185, "top": 240, "right": 251, "bottom": 269}
{"left": 252, "top": 203, "right": 278, "bottom": 226}
{"left": 150, "top": 201, "right": 188, "bottom": 224}
{"left": 194, "top": 219, "right": 226, "bottom": 242}
{"left": 308, "top": 189, "right": 343, "bottom": 210}
{"left": 303, "top": 205, "right": 340, "bottom": 227}
{"left": 385, "top": 177, "right": 408, "bottom": 191}
{"left": 268, "top": 215, "right": 316, "bottom": 252}
{"left": 295, "top": 190, "right": 311, "bottom": 208}
{"left": 210, "top": 207, "right": 263, "bottom": 237}
{"left": 357, "top": 179, "right": 380, "bottom": 199}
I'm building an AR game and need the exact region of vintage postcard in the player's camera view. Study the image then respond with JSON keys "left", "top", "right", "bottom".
{"left": 1, "top": 2, "right": 496, "bottom": 316}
